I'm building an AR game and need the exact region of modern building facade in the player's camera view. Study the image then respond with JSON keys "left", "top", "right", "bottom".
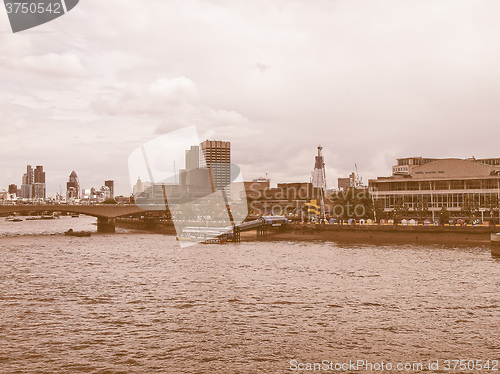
{"left": 369, "top": 157, "right": 500, "bottom": 216}
{"left": 200, "top": 140, "right": 231, "bottom": 196}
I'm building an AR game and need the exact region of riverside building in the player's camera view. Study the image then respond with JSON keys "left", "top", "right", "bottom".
{"left": 369, "top": 157, "right": 500, "bottom": 216}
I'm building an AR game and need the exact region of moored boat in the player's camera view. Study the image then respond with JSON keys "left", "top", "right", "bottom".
{"left": 65, "top": 229, "right": 91, "bottom": 237}
{"left": 26, "top": 216, "right": 42, "bottom": 220}
{"left": 176, "top": 235, "right": 227, "bottom": 244}
{"left": 5, "top": 216, "right": 22, "bottom": 222}
{"left": 490, "top": 233, "right": 500, "bottom": 256}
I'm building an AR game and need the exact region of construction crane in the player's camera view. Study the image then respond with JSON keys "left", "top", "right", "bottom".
{"left": 354, "top": 163, "right": 363, "bottom": 188}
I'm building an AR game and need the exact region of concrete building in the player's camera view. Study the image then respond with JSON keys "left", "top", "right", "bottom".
{"left": 369, "top": 157, "right": 500, "bottom": 217}
{"left": 200, "top": 140, "right": 231, "bottom": 197}
{"left": 391, "top": 157, "right": 439, "bottom": 176}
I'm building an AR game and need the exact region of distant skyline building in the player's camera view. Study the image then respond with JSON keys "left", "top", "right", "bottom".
{"left": 105, "top": 180, "right": 114, "bottom": 199}
{"left": 8, "top": 184, "right": 17, "bottom": 195}
{"left": 19, "top": 165, "right": 46, "bottom": 199}
{"left": 21, "top": 165, "right": 33, "bottom": 199}
{"left": 81, "top": 185, "right": 111, "bottom": 203}
{"left": 66, "top": 171, "right": 80, "bottom": 200}
{"left": 200, "top": 140, "right": 231, "bottom": 196}
{"left": 32, "top": 165, "right": 46, "bottom": 199}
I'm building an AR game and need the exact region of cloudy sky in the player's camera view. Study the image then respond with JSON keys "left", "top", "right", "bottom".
{"left": 1, "top": 0, "right": 500, "bottom": 196}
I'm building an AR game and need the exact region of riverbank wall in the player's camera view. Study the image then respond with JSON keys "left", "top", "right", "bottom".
{"left": 245, "top": 223, "right": 498, "bottom": 245}
{"left": 117, "top": 217, "right": 498, "bottom": 245}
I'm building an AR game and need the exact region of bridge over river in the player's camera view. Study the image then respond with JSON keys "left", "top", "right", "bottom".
{"left": 0, "top": 204, "right": 166, "bottom": 232}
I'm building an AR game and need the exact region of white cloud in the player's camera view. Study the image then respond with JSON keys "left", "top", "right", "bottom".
{"left": 2, "top": 0, "right": 500, "bottom": 195}
{"left": 17, "top": 52, "right": 87, "bottom": 77}
{"left": 92, "top": 77, "right": 198, "bottom": 116}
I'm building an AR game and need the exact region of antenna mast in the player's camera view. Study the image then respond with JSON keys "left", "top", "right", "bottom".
{"left": 312, "top": 145, "right": 327, "bottom": 220}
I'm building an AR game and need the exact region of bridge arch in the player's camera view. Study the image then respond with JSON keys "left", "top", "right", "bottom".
{"left": 0, "top": 204, "right": 166, "bottom": 232}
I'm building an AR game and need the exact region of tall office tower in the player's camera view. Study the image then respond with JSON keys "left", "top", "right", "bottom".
{"left": 185, "top": 145, "right": 200, "bottom": 170}
{"left": 32, "top": 165, "right": 46, "bottom": 199}
{"left": 21, "top": 165, "right": 34, "bottom": 199}
{"left": 66, "top": 171, "right": 80, "bottom": 200}
{"left": 200, "top": 140, "right": 231, "bottom": 196}
{"left": 105, "top": 180, "right": 114, "bottom": 199}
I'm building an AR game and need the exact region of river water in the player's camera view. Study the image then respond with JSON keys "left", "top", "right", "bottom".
{"left": 0, "top": 217, "right": 499, "bottom": 373}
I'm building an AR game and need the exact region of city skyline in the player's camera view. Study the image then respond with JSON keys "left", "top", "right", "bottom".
{"left": 3, "top": 1, "right": 500, "bottom": 197}
{"left": 4, "top": 166, "right": 115, "bottom": 201}
{"left": 8, "top": 150, "right": 500, "bottom": 201}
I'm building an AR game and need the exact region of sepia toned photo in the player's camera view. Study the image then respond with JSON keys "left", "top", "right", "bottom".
{"left": 1, "top": 1, "right": 499, "bottom": 373}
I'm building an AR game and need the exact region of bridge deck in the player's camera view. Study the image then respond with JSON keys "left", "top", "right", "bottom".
{"left": 0, "top": 204, "right": 166, "bottom": 218}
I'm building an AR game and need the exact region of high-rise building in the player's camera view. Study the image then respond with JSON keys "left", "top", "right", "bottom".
{"left": 67, "top": 171, "right": 80, "bottom": 200}
{"left": 34, "top": 165, "right": 45, "bottom": 183}
{"left": 32, "top": 165, "right": 46, "bottom": 199}
{"left": 105, "top": 180, "right": 114, "bottom": 199}
{"left": 185, "top": 145, "right": 200, "bottom": 170}
{"left": 21, "top": 165, "right": 33, "bottom": 199}
{"left": 200, "top": 140, "right": 231, "bottom": 196}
